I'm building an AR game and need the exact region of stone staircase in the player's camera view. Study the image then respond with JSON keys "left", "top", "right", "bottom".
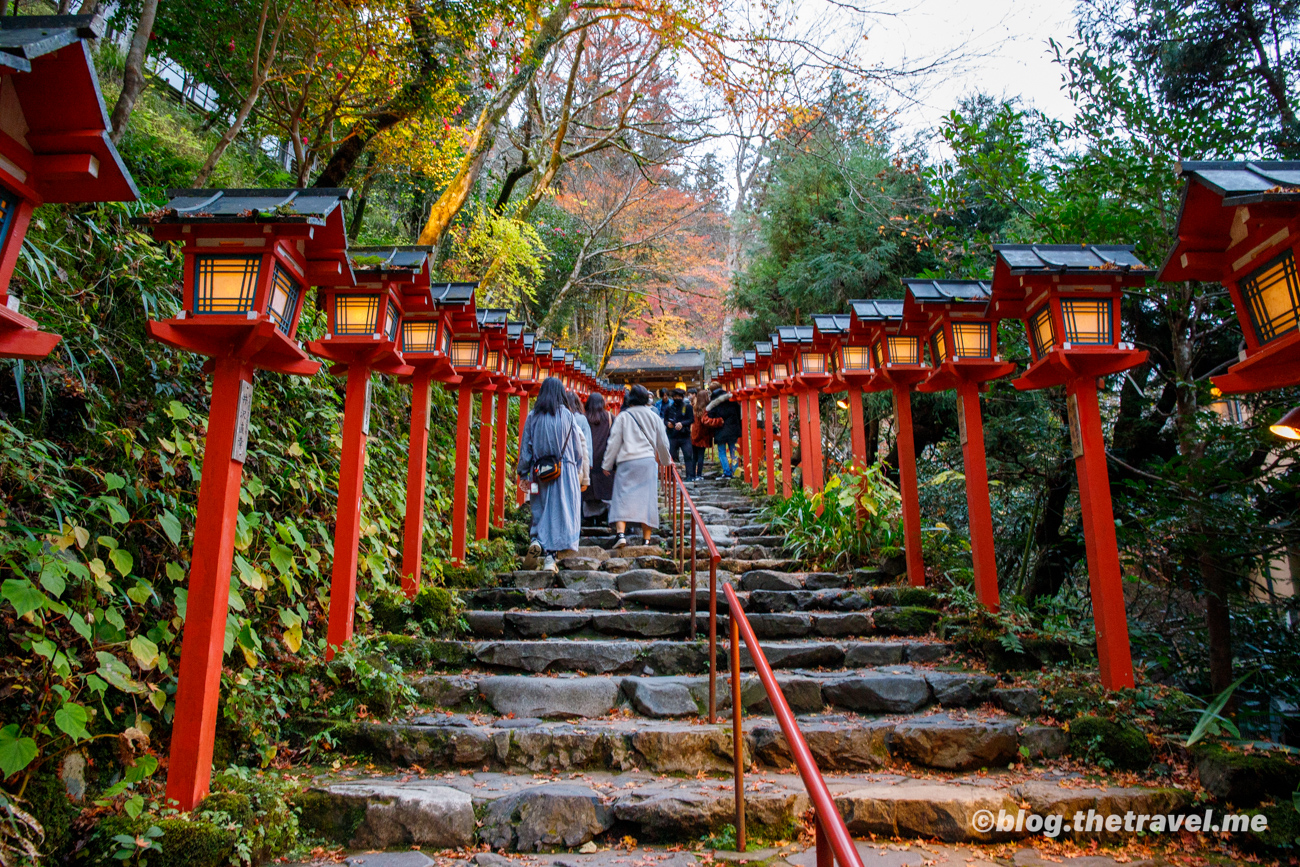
{"left": 297, "top": 472, "right": 1191, "bottom": 858}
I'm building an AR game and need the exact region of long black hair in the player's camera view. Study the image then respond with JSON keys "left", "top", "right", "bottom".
{"left": 625, "top": 384, "right": 651, "bottom": 407}
{"left": 585, "top": 393, "right": 607, "bottom": 427}
{"left": 534, "top": 376, "right": 566, "bottom": 415}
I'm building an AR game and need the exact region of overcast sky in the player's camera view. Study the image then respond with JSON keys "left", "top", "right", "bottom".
{"left": 854, "top": 0, "right": 1080, "bottom": 147}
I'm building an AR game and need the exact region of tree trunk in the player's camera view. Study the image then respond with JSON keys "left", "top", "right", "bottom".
{"left": 1023, "top": 463, "right": 1084, "bottom": 603}
{"left": 1200, "top": 547, "right": 1235, "bottom": 694}
{"left": 108, "top": 0, "right": 160, "bottom": 144}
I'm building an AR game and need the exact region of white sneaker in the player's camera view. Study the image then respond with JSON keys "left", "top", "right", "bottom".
{"left": 542, "top": 554, "right": 558, "bottom": 573}
{"left": 528, "top": 538, "right": 543, "bottom": 557}
{"left": 613, "top": 533, "right": 628, "bottom": 549}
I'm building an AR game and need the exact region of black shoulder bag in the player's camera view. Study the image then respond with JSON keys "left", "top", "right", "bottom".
{"left": 531, "top": 415, "right": 575, "bottom": 485}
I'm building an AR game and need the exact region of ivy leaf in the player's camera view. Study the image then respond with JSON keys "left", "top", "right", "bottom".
{"left": 158, "top": 510, "right": 182, "bottom": 546}
{"left": 103, "top": 473, "right": 126, "bottom": 491}
{"left": 95, "top": 652, "right": 145, "bottom": 694}
{"left": 2, "top": 579, "right": 46, "bottom": 618}
{"left": 166, "top": 562, "right": 187, "bottom": 584}
{"left": 0, "top": 725, "right": 38, "bottom": 778}
{"left": 148, "top": 687, "right": 167, "bottom": 712}
{"left": 101, "top": 496, "right": 129, "bottom": 524}
{"left": 167, "top": 400, "right": 190, "bottom": 421}
{"left": 108, "top": 548, "right": 133, "bottom": 578}
{"left": 38, "top": 561, "right": 66, "bottom": 598}
{"left": 54, "top": 703, "right": 90, "bottom": 742}
{"left": 269, "top": 544, "right": 294, "bottom": 576}
{"left": 282, "top": 624, "right": 303, "bottom": 653}
{"left": 129, "top": 636, "right": 160, "bottom": 671}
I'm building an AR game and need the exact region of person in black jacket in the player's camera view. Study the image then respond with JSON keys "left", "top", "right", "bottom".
{"left": 663, "top": 387, "right": 694, "bottom": 470}
{"left": 707, "top": 384, "right": 743, "bottom": 479}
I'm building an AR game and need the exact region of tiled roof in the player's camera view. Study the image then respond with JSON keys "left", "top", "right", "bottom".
{"left": 903, "top": 279, "right": 992, "bottom": 302}
{"left": 155, "top": 188, "right": 351, "bottom": 224}
{"left": 993, "top": 244, "right": 1149, "bottom": 273}
{"left": 1176, "top": 160, "right": 1300, "bottom": 203}
{"left": 849, "top": 299, "right": 905, "bottom": 321}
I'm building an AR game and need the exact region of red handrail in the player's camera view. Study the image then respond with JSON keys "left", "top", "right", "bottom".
{"left": 724, "top": 581, "right": 864, "bottom": 867}
{"left": 661, "top": 461, "right": 721, "bottom": 720}
{"left": 658, "top": 463, "right": 863, "bottom": 866}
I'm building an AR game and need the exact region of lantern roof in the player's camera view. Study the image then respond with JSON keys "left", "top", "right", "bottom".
{"left": 507, "top": 321, "right": 525, "bottom": 340}
{"left": 755, "top": 341, "right": 772, "bottom": 357}
{"left": 1169, "top": 160, "right": 1300, "bottom": 204}
{"left": 476, "top": 308, "right": 509, "bottom": 328}
{"left": 730, "top": 356, "right": 744, "bottom": 368}
{"left": 848, "top": 299, "right": 905, "bottom": 323}
{"left": 431, "top": 281, "right": 477, "bottom": 307}
{"left": 1159, "top": 161, "right": 1300, "bottom": 283}
{"left": 0, "top": 15, "right": 138, "bottom": 204}
{"left": 535, "top": 339, "right": 553, "bottom": 355}
{"left": 743, "top": 350, "right": 757, "bottom": 365}
{"left": 777, "top": 324, "right": 815, "bottom": 344}
{"left": 992, "top": 244, "right": 1149, "bottom": 276}
{"left": 811, "top": 313, "right": 850, "bottom": 336}
{"left": 349, "top": 246, "right": 431, "bottom": 275}
{"left": 153, "top": 188, "right": 352, "bottom": 226}
{"left": 903, "top": 279, "right": 993, "bottom": 321}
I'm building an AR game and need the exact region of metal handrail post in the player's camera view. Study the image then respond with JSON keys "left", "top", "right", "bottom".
{"left": 690, "top": 520, "right": 697, "bottom": 639}
{"left": 731, "top": 613, "right": 745, "bottom": 852}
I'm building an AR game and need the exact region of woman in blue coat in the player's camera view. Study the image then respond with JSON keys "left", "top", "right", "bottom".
{"left": 518, "top": 377, "right": 590, "bottom": 571}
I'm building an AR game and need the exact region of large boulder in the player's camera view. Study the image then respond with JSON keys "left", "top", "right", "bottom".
{"left": 740, "top": 570, "right": 803, "bottom": 592}
{"left": 843, "top": 642, "right": 905, "bottom": 667}
{"left": 479, "top": 785, "right": 612, "bottom": 851}
{"left": 478, "top": 676, "right": 620, "bottom": 719}
{"left": 309, "top": 783, "right": 474, "bottom": 849}
{"left": 924, "top": 672, "right": 996, "bottom": 707}
{"left": 892, "top": 716, "right": 1019, "bottom": 770}
{"left": 823, "top": 673, "right": 931, "bottom": 713}
{"left": 1194, "top": 744, "right": 1300, "bottom": 806}
{"left": 621, "top": 678, "right": 699, "bottom": 717}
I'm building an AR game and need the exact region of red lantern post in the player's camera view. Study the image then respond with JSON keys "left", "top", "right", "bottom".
{"left": 473, "top": 310, "right": 511, "bottom": 541}
{"left": 395, "top": 274, "right": 473, "bottom": 598}
{"left": 308, "top": 254, "right": 417, "bottom": 655}
{"left": 0, "top": 16, "right": 138, "bottom": 358}
{"left": 991, "top": 243, "right": 1152, "bottom": 690}
{"left": 851, "top": 299, "right": 929, "bottom": 587}
{"left": 755, "top": 341, "right": 777, "bottom": 495}
{"left": 784, "top": 325, "right": 830, "bottom": 493}
{"left": 768, "top": 338, "right": 796, "bottom": 497}
{"left": 445, "top": 306, "right": 490, "bottom": 562}
{"left": 905, "top": 279, "right": 1017, "bottom": 611}
{"left": 140, "top": 188, "right": 352, "bottom": 811}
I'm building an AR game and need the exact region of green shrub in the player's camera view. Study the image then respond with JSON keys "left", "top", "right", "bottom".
{"left": 92, "top": 816, "right": 234, "bottom": 867}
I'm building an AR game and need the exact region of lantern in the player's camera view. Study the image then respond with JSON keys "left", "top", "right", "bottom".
{"left": 848, "top": 298, "right": 927, "bottom": 588}
{"left": 0, "top": 15, "right": 139, "bottom": 359}
{"left": 140, "top": 187, "right": 353, "bottom": 814}
{"left": 1160, "top": 161, "right": 1300, "bottom": 393}
{"left": 990, "top": 243, "right": 1152, "bottom": 690}
{"left": 904, "top": 279, "right": 1017, "bottom": 613}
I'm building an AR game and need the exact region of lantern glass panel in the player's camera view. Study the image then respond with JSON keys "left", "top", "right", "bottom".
{"left": 930, "top": 328, "right": 948, "bottom": 364}
{"left": 402, "top": 320, "right": 439, "bottom": 353}
{"left": 745, "top": 372, "right": 757, "bottom": 387}
{"left": 951, "top": 321, "right": 992, "bottom": 358}
{"left": 760, "top": 368, "right": 770, "bottom": 384}
{"left": 771, "top": 361, "right": 785, "bottom": 381}
{"left": 887, "top": 336, "right": 921, "bottom": 365}
{"left": 1241, "top": 249, "right": 1300, "bottom": 345}
{"left": 842, "top": 345, "right": 871, "bottom": 371}
{"left": 266, "top": 264, "right": 300, "bottom": 334}
{"left": 440, "top": 327, "right": 451, "bottom": 355}
{"left": 1029, "top": 304, "right": 1057, "bottom": 358}
{"left": 383, "top": 300, "right": 400, "bottom": 342}
{"left": 451, "top": 339, "right": 480, "bottom": 367}
{"left": 801, "top": 352, "right": 826, "bottom": 374}
{"left": 334, "top": 294, "right": 380, "bottom": 335}
{"left": 194, "top": 254, "right": 261, "bottom": 314}
{"left": 484, "top": 349, "right": 500, "bottom": 371}
{"left": 872, "top": 341, "right": 883, "bottom": 369}
{"left": 1060, "top": 298, "right": 1113, "bottom": 345}
{"left": 519, "top": 362, "right": 536, "bottom": 382}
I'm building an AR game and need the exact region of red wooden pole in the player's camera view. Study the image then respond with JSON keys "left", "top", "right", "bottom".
{"left": 165, "top": 355, "right": 254, "bottom": 812}
{"left": 1067, "top": 377, "right": 1136, "bottom": 689}
{"left": 739, "top": 398, "right": 751, "bottom": 484}
{"left": 797, "top": 390, "right": 811, "bottom": 493}
{"left": 759, "top": 395, "right": 769, "bottom": 493}
{"left": 749, "top": 397, "right": 762, "bottom": 490}
{"left": 779, "top": 393, "right": 793, "bottom": 498}
{"left": 516, "top": 395, "right": 530, "bottom": 505}
{"left": 848, "top": 389, "right": 867, "bottom": 468}
{"left": 326, "top": 365, "right": 373, "bottom": 656}
{"left": 956, "top": 379, "right": 1000, "bottom": 611}
{"left": 450, "top": 385, "right": 475, "bottom": 562}
{"left": 493, "top": 391, "right": 509, "bottom": 527}
{"left": 892, "top": 384, "right": 926, "bottom": 587}
{"left": 806, "top": 390, "right": 825, "bottom": 492}
{"left": 476, "top": 390, "right": 495, "bottom": 541}
{"left": 400, "top": 369, "right": 433, "bottom": 599}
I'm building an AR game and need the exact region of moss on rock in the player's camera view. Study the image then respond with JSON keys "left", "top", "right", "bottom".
{"left": 872, "top": 586, "right": 942, "bottom": 607}
{"left": 1068, "top": 715, "right": 1152, "bottom": 771}
{"left": 94, "top": 816, "right": 234, "bottom": 867}
{"left": 23, "top": 771, "right": 75, "bottom": 860}
{"left": 293, "top": 789, "right": 367, "bottom": 845}
{"left": 1242, "top": 801, "right": 1300, "bottom": 852}
{"left": 871, "top": 606, "right": 941, "bottom": 636}
{"left": 1193, "top": 743, "right": 1300, "bottom": 807}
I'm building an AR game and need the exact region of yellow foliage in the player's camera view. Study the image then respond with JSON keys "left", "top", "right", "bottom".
{"left": 442, "top": 205, "right": 549, "bottom": 309}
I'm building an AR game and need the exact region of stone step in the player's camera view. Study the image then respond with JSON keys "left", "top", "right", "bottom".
{"left": 410, "top": 670, "right": 1041, "bottom": 720}
{"left": 461, "top": 605, "right": 942, "bottom": 641}
{"left": 301, "top": 764, "right": 1190, "bottom": 851}
{"left": 297, "top": 710, "right": 1063, "bottom": 778}
{"left": 411, "top": 638, "right": 953, "bottom": 674}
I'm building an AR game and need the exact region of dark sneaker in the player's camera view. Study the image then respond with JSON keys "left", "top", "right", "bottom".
{"left": 613, "top": 533, "right": 628, "bottom": 549}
